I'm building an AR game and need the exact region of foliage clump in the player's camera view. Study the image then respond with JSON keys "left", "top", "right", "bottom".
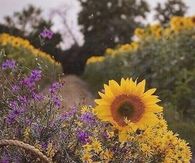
{"left": 0, "top": 59, "right": 192, "bottom": 162}
{"left": 84, "top": 16, "right": 195, "bottom": 150}
{"left": 0, "top": 33, "right": 62, "bottom": 85}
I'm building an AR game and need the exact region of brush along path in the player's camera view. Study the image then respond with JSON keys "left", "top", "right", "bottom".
{"left": 51, "top": 75, "right": 94, "bottom": 111}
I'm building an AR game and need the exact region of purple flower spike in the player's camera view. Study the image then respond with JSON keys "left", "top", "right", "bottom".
{"left": 40, "top": 28, "right": 54, "bottom": 40}
{"left": 6, "top": 108, "right": 24, "bottom": 124}
{"left": 80, "top": 112, "right": 96, "bottom": 124}
{"left": 22, "top": 69, "right": 42, "bottom": 88}
{"left": 49, "top": 82, "right": 63, "bottom": 95}
{"left": 30, "top": 70, "right": 42, "bottom": 82}
{"left": 8, "top": 101, "right": 18, "bottom": 109}
{"left": 2, "top": 59, "right": 16, "bottom": 70}
{"left": 102, "top": 131, "right": 109, "bottom": 139}
{"left": 18, "top": 96, "right": 28, "bottom": 105}
{"left": 77, "top": 131, "right": 90, "bottom": 144}
{"left": 52, "top": 96, "right": 61, "bottom": 108}
{"left": 32, "top": 92, "right": 44, "bottom": 101}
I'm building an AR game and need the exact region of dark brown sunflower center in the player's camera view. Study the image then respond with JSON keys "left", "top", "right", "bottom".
{"left": 179, "top": 21, "right": 184, "bottom": 26}
{"left": 192, "top": 17, "right": 195, "bottom": 23}
{"left": 118, "top": 102, "right": 134, "bottom": 118}
{"left": 111, "top": 95, "right": 145, "bottom": 127}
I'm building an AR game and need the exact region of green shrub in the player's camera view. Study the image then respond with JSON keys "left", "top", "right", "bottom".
{"left": 84, "top": 21, "right": 195, "bottom": 150}
{"left": 84, "top": 29, "right": 195, "bottom": 119}
{"left": 0, "top": 34, "right": 62, "bottom": 86}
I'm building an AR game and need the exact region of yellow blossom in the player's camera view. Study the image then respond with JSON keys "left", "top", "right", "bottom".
{"left": 81, "top": 105, "right": 90, "bottom": 114}
{"left": 0, "top": 33, "right": 59, "bottom": 65}
{"left": 105, "top": 48, "right": 115, "bottom": 56}
{"left": 83, "top": 143, "right": 92, "bottom": 152}
{"left": 46, "top": 142, "right": 56, "bottom": 158}
{"left": 75, "top": 120, "right": 83, "bottom": 127}
{"left": 100, "top": 149, "right": 113, "bottom": 161}
{"left": 140, "top": 143, "right": 153, "bottom": 157}
{"left": 34, "top": 141, "right": 43, "bottom": 151}
{"left": 134, "top": 28, "right": 145, "bottom": 38}
{"left": 106, "top": 130, "right": 114, "bottom": 139}
{"left": 82, "top": 152, "right": 93, "bottom": 163}
{"left": 86, "top": 56, "right": 105, "bottom": 64}
{"left": 23, "top": 127, "right": 31, "bottom": 140}
{"left": 91, "top": 139, "right": 102, "bottom": 153}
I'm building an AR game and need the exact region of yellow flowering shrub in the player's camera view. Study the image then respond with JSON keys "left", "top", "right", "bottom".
{"left": 77, "top": 79, "right": 192, "bottom": 162}
{"left": 134, "top": 16, "right": 195, "bottom": 40}
{"left": 86, "top": 16, "right": 195, "bottom": 65}
{"left": 0, "top": 60, "right": 192, "bottom": 162}
{"left": 86, "top": 56, "right": 105, "bottom": 64}
{"left": 84, "top": 16, "right": 195, "bottom": 152}
{"left": 0, "top": 33, "right": 59, "bottom": 65}
{"left": 80, "top": 92, "right": 192, "bottom": 162}
{"left": 0, "top": 33, "right": 62, "bottom": 84}
{"left": 86, "top": 42, "right": 139, "bottom": 64}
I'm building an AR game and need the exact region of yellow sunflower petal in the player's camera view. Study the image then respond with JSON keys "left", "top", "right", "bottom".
{"left": 143, "top": 95, "right": 161, "bottom": 105}
{"left": 109, "top": 80, "right": 122, "bottom": 96}
{"left": 95, "top": 99, "right": 110, "bottom": 106}
{"left": 104, "top": 84, "right": 114, "bottom": 98}
{"left": 120, "top": 78, "right": 130, "bottom": 94}
{"left": 98, "top": 92, "right": 113, "bottom": 102}
{"left": 146, "top": 105, "right": 163, "bottom": 113}
{"left": 133, "top": 79, "right": 146, "bottom": 96}
{"left": 95, "top": 78, "right": 163, "bottom": 131}
{"left": 144, "top": 88, "right": 156, "bottom": 96}
{"left": 136, "top": 79, "right": 146, "bottom": 94}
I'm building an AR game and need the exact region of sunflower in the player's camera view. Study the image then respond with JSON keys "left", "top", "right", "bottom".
{"left": 94, "top": 78, "right": 163, "bottom": 130}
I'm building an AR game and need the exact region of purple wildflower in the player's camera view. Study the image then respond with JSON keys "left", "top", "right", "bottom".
{"left": 77, "top": 131, "right": 90, "bottom": 144}
{"left": 6, "top": 108, "right": 24, "bottom": 124}
{"left": 22, "top": 69, "right": 42, "bottom": 88}
{"left": 6, "top": 99, "right": 26, "bottom": 124}
{"left": 25, "top": 119, "right": 32, "bottom": 126}
{"left": 49, "top": 82, "right": 63, "bottom": 95}
{"left": 58, "top": 113, "right": 68, "bottom": 121}
{"left": 32, "top": 91, "right": 44, "bottom": 101}
{"left": 22, "top": 78, "right": 34, "bottom": 88}
{"left": 1, "top": 59, "right": 16, "bottom": 70}
{"left": 40, "top": 28, "right": 54, "bottom": 39}
{"left": 80, "top": 112, "right": 96, "bottom": 124}
{"left": 30, "top": 70, "right": 42, "bottom": 82}
{"left": 58, "top": 107, "right": 77, "bottom": 121}
{"left": 52, "top": 96, "right": 61, "bottom": 108}
{"left": 18, "top": 96, "right": 28, "bottom": 105}
{"left": 41, "top": 142, "right": 48, "bottom": 150}
{"left": 8, "top": 100, "right": 18, "bottom": 109}
{"left": 102, "top": 131, "right": 109, "bottom": 139}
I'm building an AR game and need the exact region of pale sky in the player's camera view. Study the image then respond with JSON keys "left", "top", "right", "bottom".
{"left": 0, "top": 0, "right": 194, "bottom": 48}
{"left": 0, "top": 0, "right": 194, "bottom": 21}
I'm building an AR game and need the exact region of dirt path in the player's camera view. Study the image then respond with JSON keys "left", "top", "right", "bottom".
{"left": 58, "top": 75, "right": 94, "bottom": 111}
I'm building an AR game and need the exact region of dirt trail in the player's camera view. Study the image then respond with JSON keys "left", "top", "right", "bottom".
{"left": 58, "top": 75, "right": 94, "bottom": 111}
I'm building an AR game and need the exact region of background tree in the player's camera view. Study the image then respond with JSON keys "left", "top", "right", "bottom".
{"left": 78, "top": 0, "right": 149, "bottom": 57}
{"left": 1, "top": 5, "right": 63, "bottom": 61}
{"left": 4, "top": 5, "right": 42, "bottom": 36}
{"left": 1, "top": 4, "right": 83, "bottom": 74}
{"left": 54, "top": 0, "right": 151, "bottom": 74}
{"left": 0, "top": 1, "right": 189, "bottom": 75}
{"left": 154, "top": 0, "right": 188, "bottom": 25}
